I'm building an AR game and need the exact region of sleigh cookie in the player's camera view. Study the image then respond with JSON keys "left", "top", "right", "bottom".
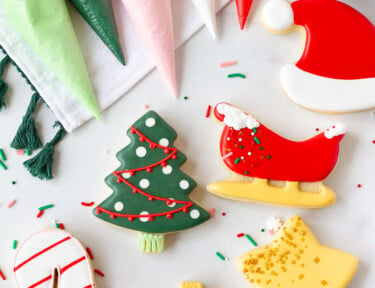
{"left": 207, "top": 103, "right": 345, "bottom": 208}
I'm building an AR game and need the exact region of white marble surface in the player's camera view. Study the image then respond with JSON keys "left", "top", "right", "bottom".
{"left": 1, "top": 0, "right": 375, "bottom": 287}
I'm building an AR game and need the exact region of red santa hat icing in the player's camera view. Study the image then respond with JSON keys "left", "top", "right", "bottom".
{"left": 262, "top": 0, "right": 375, "bottom": 113}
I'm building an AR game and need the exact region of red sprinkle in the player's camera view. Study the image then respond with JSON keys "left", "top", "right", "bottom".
{"left": 237, "top": 233, "right": 245, "bottom": 238}
{"left": 86, "top": 247, "right": 94, "bottom": 260}
{"left": 0, "top": 269, "right": 6, "bottom": 280}
{"left": 94, "top": 269, "right": 105, "bottom": 277}
{"left": 81, "top": 201, "right": 95, "bottom": 207}
{"left": 372, "top": 140, "right": 375, "bottom": 144}
{"left": 59, "top": 223, "right": 65, "bottom": 230}
{"left": 357, "top": 184, "right": 362, "bottom": 188}
{"left": 206, "top": 105, "right": 212, "bottom": 118}
{"left": 222, "top": 212, "right": 226, "bottom": 216}
{"left": 36, "top": 210, "right": 44, "bottom": 218}
{"left": 209, "top": 208, "right": 215, "bottom": 219}
{"left": 315, "top": 128, "right": 320, "bottom": 131}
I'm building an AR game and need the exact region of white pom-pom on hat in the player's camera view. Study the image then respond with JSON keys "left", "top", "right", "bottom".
{"left": 262, "top": 0, "right": 294, "bottom": 31}
{"left": 324, "top": 123, "right": 347, "bottom": 139}
{"left": 216, "top": 103, "right": 260, "bottom": 131}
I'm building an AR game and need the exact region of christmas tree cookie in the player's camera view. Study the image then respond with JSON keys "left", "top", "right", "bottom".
{"left": 238, "top": 215, "right": 358, "bottom": 287}
{"left": 14, "top": 229, "right": 96, "bottom": 288}
{"left": 262, "top": 0, "right": 375, "bottom": 113}
{"left": 207, "top": 103, "right": 345, "bottom": 208}
{"left": 94, "top": 110, "right": 210, "bottom": 253}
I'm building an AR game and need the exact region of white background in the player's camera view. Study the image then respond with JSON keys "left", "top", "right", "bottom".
{"left": 1, "top": 1, "right": 375, "bottom": 287}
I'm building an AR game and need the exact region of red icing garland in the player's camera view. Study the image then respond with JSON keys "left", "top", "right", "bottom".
{"left": 96, "top": 126, "right": 193, "bottom": 221}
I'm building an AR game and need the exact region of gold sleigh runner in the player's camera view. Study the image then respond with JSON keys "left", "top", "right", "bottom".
{"left": 207, "top": 177, "right": 336, "bottom": 208}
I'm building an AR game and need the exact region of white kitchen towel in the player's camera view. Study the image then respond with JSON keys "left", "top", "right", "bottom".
{"left": 0, "top": 0, "right": 231, "bottom": 132}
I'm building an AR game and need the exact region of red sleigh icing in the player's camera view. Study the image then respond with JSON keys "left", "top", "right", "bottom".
{"left": 214, "top": 103, "right": 345, "bottom": 182}
{"left": 208, "top": 103, "right": 345, "bottom": 208}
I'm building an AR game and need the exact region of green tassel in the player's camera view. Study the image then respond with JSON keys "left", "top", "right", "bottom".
{"left": 0, "top": 55, "right": 10, "bottom": 110}
{"left": 0, "top": 79, "right": 8, "bottom": 111}
{"left": 23, "top": 122, "right": 66, "bottom": 180}
{"left": 10, "top": 93, "right": 42, "bottom": 150}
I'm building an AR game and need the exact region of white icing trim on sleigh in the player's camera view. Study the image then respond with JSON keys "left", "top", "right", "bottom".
{"left": 281, "top": 64, "right": 375, "bottom": 112}
{"left": 324, "top": 123, "right": 346, "bottom": 139}
{"left": 14, "top": 229, "right": 95, "bottom": 288}
{"left": 262, "top": 0, "right": 294, "bottom": 31}
{"left": 216, "top": 103, "right": 260, "bottom": 131}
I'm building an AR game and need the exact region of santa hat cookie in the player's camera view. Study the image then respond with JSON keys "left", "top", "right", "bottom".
{"left": 262, "top": 0, "right": 375, "bottom": 113}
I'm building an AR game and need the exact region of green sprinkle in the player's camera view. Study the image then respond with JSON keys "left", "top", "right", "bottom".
{"left": 13, "top": 240, "right": 17, "bottom": 250}
{"left": 12, "top": 181, "right": 16, "bottom": 185}
{"left": 216, "top": 252, "right": 226, "bottom": 261}
{"left": 38, "top": 204, "right": 54, "bottom": 211}
{"left": 227, "top": 73, "right": 246, "bottom": 79}
{"left": 234, "top": 158, "right": 240, "bottom": 164}
{"left": 0, "top": 148, "right": 6, "bottom": 161}
{"left": 184, "top": 96, "right": 188, "bottom": 100}
{"left": 245, "top": 171, "right": 249, "bottom": 175}
{"left": 55, "top": 222, "right": 60, "bottom": 228}
{"left": 267, "top": 155, "right": 272, "bottom": 159}
{"left": 254, "top": 137, "right": 260, "bottom": 144}
{"left": 253, "top": 128, "right": 257, "bottom": 133}
{"left": 239, "top": 145, "right": 243, "bottom": 149}
{"left": 261, "top": 229, "right": 265, "bottom": 232}
{"left": 259, "top": 147, "right": 263, "bottom": 150}
{"left": 0, "top": 160, "right": 7, "bottom": 170}
{"left": 245, "top": 234, "right": 258, "bottom": 247}
{"left": 26, "top": 149, "right": 31, "bottom": 156}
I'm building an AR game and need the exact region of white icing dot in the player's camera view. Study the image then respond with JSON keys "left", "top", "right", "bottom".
{"left": 251, "top": 132, "right": 255, "bottom": 136}
{"left": 179, "top": 180, "right": 189, "bottom": 190}
{"left": 136, "top": 146, "right": 147, "bottom": 158}
{"left": 159, "top": 138, "right": 169, "bottom": 146}
{"left": 145, "top": 117, "right": 156, "bottom": 127}
{"left": 241, "top": 156, "right": 244, "bottom": 160}
{"left": 162, "top": 165, "right": 173, "bottom": 175}
{"left": 248, "top": 152, "right": 252, "bottom": 156}
{"left": 114, "top": 201, "right": 124, "bottom": 212}
{"left": 139, "top": 211, "right": 149, "bottom": 222}
{"left": 239, "top": 138, "right": 243, "bottom": 142}
{"left": 122, "top": 172, "right": 131, "bottom": 179}
{"left": 139, "top": 179, "right": 150, "bottom": 189}
{"left": 167, "top": 198, "right": 176, "bottom": 207}
{"left": 227, "top": 137, "right": 230, "bottom": 141}
{"left": 190, "top": 209, "right": 200, "bottom": 219}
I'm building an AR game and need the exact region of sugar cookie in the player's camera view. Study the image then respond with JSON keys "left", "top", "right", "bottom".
{"left": 14, "top": 229, "right": 96, "bottom": 288}
{"left": 262, "top": 0, "right": 375, "bottom": 113}
{"left": 94, "top": 110, "right": 210, "bottom": 253}
{"left": 238, "top": 215, "right": 358, "bottom": 287}
{"left": 207, "top": 103, "right": 345, "bottom": 208}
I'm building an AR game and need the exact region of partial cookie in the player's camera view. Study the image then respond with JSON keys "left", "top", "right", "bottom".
{"left": 238, "top": 215, "right": 358, "bottom": 288}
{"left": 207, "top": 102, "right": 345, "bottom": 208}
{"left": 14, "top": 229, "right": 96, "bottom": 288}
{"left": 94, "top": 110, "right": 210, "bottom": 253}
{"left": 262, "top": 0, "right": 375, "bottom": 113}
{"left": 180, "top": 282, "right": 203, "bottom": 288}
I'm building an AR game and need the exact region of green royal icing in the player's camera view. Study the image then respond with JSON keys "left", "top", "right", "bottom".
{"left": 3, "top": 0, "right": 100, "bottom": 118}
{"left": 93, "top": 110, "right": 210, "bottom": 234}
{"left": 139, "top": 232, "right": 164, "bottom": 253}
{"left": 69, "top": 0, "right": 125, "bottom": 64}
